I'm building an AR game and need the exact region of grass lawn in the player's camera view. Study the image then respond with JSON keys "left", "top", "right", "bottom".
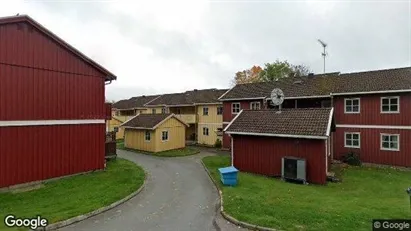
{"left": 0, "top": 158, "right": 145, "bottom": 231}
{"left": 122, "top": 146, "right": 200, "bottom": 157}
{"left": 203, "top": 156, "right": 411, "bottom": 231}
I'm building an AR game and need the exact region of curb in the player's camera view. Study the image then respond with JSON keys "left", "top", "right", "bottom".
{"left": 39, "top": 171, "right": 147, "bottom": 230}
{"left": 200, "top": 160, "right": 278, "bottom": 231}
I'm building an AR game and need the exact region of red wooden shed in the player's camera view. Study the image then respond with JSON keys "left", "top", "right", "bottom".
{"left": 0, "top": 15, "right": 116, "bottom": 189}
{"left": 224, "top": 108, "right": 334, "bottom": 184}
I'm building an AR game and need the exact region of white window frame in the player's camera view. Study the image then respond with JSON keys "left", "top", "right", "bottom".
{"left": 217, "top": 106, "right": 223, "bottom": 115}
{"left": 380, "top": 133, "right": 400, "bottom": 151}
{"left": 381, "top": 96, "right": 400, "bottom": 113}
{"left": 203, "top": 127, "right": 209, "bottom": 136}
{"left": 232, "top": 103, "right": 241, "bottom": 114}
{"left": 344, "top": 98, "right": 360, "bottom": 114}
{"left": 161, "top": 108, "right": 167, "bottom": 114}
{"left": 145, "top": 131, "right": 151, "bottom": 142}
{"left": 161, "top": 130, "right": 169, "bottom": 142}
{"left": 344, "top": 132, "right": 360, "bottom": 148}
{"left": 203, "top": 107, "right": 209, "bottom": 116}
{"left": 250, "top": 101, "right": 261, "bottom": 110}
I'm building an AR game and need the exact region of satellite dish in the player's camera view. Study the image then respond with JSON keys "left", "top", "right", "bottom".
{"left": 270, "top": 88, "right": 285, "bottom": 106}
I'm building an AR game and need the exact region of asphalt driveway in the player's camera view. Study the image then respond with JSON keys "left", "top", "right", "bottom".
{"left": 60, "top": 149, "right": 246, "bottom": 231}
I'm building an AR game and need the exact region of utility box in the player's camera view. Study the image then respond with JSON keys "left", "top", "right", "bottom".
{"left": 218, "top": 166, "right": 239, "bottom": 186}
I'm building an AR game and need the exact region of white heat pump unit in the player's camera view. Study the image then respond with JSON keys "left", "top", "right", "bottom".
{"left": 281, "top": 157, "right": 307, "bottom": 184}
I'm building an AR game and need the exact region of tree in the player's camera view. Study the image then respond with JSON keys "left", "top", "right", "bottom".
{"left": 259, "top": 60, "right": 311, "bottom": 82}
{"left": 232, "top": 65, "right": 263, "bottom": 85}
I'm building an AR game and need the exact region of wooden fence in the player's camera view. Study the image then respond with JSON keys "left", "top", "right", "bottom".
{"left": 105, "top": 131, "right": 117, "bottom": 159}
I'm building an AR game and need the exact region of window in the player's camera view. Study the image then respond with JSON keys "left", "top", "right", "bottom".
{"left": 152, "top": 109, "right": 156, "bottom": 114}
{"left": 217, "top": 106, "right": 223, "bottom": 115}
{"left": 161, "top": 131, "right": 169, "bottom": 141}
{"left": 250, "top": 102, "right": 261, "bottom": 110}
{"left": 344, "top": 98, "right": 360, "bottom": 113}
{"left": 203, "top": 107, "right": 209, "bottom": 116}
{"left": 381, "top": 134, "right": 399, "bottom": 151}
{"left": 176, "top": 108, "right": 181, "bottom": 114}
{"left": 145, "top": 131, "right": 151, "bottom": 141}
{"left": 344, "top": 132, "right": 360, "bottom": 148}
{"left": 232, "top": 103, "right": 241, "bottom": 114}
{"left": 381, "top": 96, "right": 399, "bottom": 113}
{"left": 203, "top": 127, "right": 209, "bottom": 136}
{"left": 161, "top": 108, "right": 167, "bottom": 114}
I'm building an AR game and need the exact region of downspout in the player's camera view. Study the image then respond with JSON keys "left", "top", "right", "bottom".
{"left": 330, "top": 93, "right": 334, "bottom": 161}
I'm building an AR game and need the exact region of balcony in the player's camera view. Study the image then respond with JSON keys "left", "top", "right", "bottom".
{"left": 174, "top": 114, "right": 197, "bottom": 124}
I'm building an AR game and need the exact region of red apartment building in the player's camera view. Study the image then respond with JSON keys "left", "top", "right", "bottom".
{"left": 220, "top": 68, "right": 411, "bottom": 167}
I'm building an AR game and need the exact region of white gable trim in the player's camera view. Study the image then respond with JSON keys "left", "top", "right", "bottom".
{"left": 223, "top": 110, "right": 244, "bottom": 132}
{"left": 336, "top": 124, "right": 411, "bottom": 130}
{"left": 326, "top": 107, "right": 334, "bottom": 136}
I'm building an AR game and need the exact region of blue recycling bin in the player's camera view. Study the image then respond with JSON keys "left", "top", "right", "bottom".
{"left": 218, "top": 166, "right": 239, "bottom": 186}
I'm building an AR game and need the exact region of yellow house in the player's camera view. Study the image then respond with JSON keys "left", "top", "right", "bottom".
{"left": 122, "top": 114, "right": 189, "bottom": 152}
{"left": 196, "top": 103, "right": 223, "bottom": 146}
{"left": 113, "top": 88, "right": 228, "bottom": 147}
{"left": 106, "top": 116, "right": 134, "bottom": 140}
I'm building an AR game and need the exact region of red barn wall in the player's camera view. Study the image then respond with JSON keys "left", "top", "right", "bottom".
{"left": 334, "top": 128, "right": 411, "bottom": 167}
{"left": 0, "top": 20, "right": 108, "bottom": 188}
{"left": 232, "top": 135, "right": 328, "bottom": 184}
{"left": 333, "top": 93, "right": 411, "bottom": 125}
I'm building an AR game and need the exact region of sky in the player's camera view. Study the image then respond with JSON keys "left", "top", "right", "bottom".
{"left": 1, "top": 0, "right": 410, "bottom": 101}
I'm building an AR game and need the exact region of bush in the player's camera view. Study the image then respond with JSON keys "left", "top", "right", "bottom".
{"left": 342, "top": 151, "right": 362, "bottom": 166}
{"left": 214, "top": 139, "right": 222, "bottom": 148}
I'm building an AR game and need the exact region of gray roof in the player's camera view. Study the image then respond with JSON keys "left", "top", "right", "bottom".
{"left": 220, "top": 67, "right": 411, "bottom": 100}
{"left": 225, "top": 108, "right": 333, "bottom": 138}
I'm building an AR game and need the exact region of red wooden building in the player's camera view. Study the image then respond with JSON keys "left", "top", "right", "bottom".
{"left": 0, "top": 15, "right": 116, "bottom": 188}
{"left": 220, "top": 68, "right": 411, "bottom": 167}
{"left": 224, "top": 108, "right": 334, "bottom": 184}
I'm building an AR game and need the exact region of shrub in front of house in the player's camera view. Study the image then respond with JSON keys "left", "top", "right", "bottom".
{"left": 342, "top": 151, "right": 362, "bottom": 166}
{"left": 214, "top": 139, "right": 222, "bottom": 148}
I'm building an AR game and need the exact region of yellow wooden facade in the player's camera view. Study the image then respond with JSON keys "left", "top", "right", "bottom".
{"left": 124, "top": 117, "right": 186, "bottom": 152}
{"left": 106, "top": 116, "right": 129, "bottom": 140}
{"left": 196, "top": 104, "right": 223, "bottom": 146}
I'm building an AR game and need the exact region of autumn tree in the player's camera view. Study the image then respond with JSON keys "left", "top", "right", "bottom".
{"left": 232, "top": 65, "right": 263, "bottom": 85}
{"left": 259, "top": 60, "right": 311, "bottom": 82}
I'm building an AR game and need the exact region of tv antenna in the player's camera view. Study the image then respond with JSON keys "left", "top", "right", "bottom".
{"left": 270, "top": 88, "right": 284, "bottom": 112}
{"left": 317, "top": 39, "right": 328, "bottom": 73}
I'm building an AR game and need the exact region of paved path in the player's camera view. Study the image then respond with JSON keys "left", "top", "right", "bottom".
{"left": 60, "top": 149, "right": 247, "bottom": 231}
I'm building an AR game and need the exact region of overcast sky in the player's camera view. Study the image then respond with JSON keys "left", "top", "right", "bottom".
{"left": 1, "top": 1, "right": 410, "bottom": 101}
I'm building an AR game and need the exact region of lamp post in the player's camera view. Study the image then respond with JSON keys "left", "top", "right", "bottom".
{"left": 406, "top": 187, "right": 411, "bottom": 209}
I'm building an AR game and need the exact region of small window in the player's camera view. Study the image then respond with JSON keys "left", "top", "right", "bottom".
{"left": 217, "top": 106, "right": 223, "bottom": 115}
{"left": 203, "top": 107, "right": 209, "bottom": 116}
{"left": 344, "top": 98, "right": 360, "bottom": 113}
{"left": 250, "top": 102, "right": 261, "bottom": 110}
{"left": 381, "top": 134, "right": 399, "bottom": 151}
{"left": 145, "top": 131, "right": 151, "bottom": 141}
{"left": 344, "top": 132, "right": 360, "bottom": 148}
{"left": 162, "top": 131, "right": 169, "bottom": 141}
{"left": 203, "top": 127, "right": 209, "bottom": 136}
{"left": 162, "top": 108, "right": 167, "bottom": 114}
{"left": 232, "top": 103, "right": 241, "bottom": 114}
{"left": 152, "top": 109, "right": 156, "bottom": 114}
{"left": 381, "top": 96, "right": 399, "bottom": 113}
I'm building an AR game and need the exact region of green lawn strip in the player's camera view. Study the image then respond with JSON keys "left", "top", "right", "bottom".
{"left": 116, "top": 140, "right": 125, "bottom": 149}
{"left": 122, "top": 146, "right": 200, "bottom": 157}
{"left": 0, "top": 159, "right": 145, "bottom": 231}
{"left": 202, "top": 156, "right": 411, "bottom": 231}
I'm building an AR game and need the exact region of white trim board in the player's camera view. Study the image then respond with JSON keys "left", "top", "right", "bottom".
{"left": 225, "top": 131, "right": 328, "bottom": 140}
{"left": 198, "top": 122, "right": 223, "bottom": 125}
{"left": 331, "top": 89, "right": 411, "bottom": 96}
{"left": 0, "top": 119, "right": 105, "bottom": 127}
{"left": 326, "top": 107, "right": 334, "bottom": 136}
{"left": 336, "top": 124, "right": 411, "bottom": 130}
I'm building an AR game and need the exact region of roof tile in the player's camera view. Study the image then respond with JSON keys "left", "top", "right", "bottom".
{"left": 225, "top": 108, "right": 332, "bottom": 137}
